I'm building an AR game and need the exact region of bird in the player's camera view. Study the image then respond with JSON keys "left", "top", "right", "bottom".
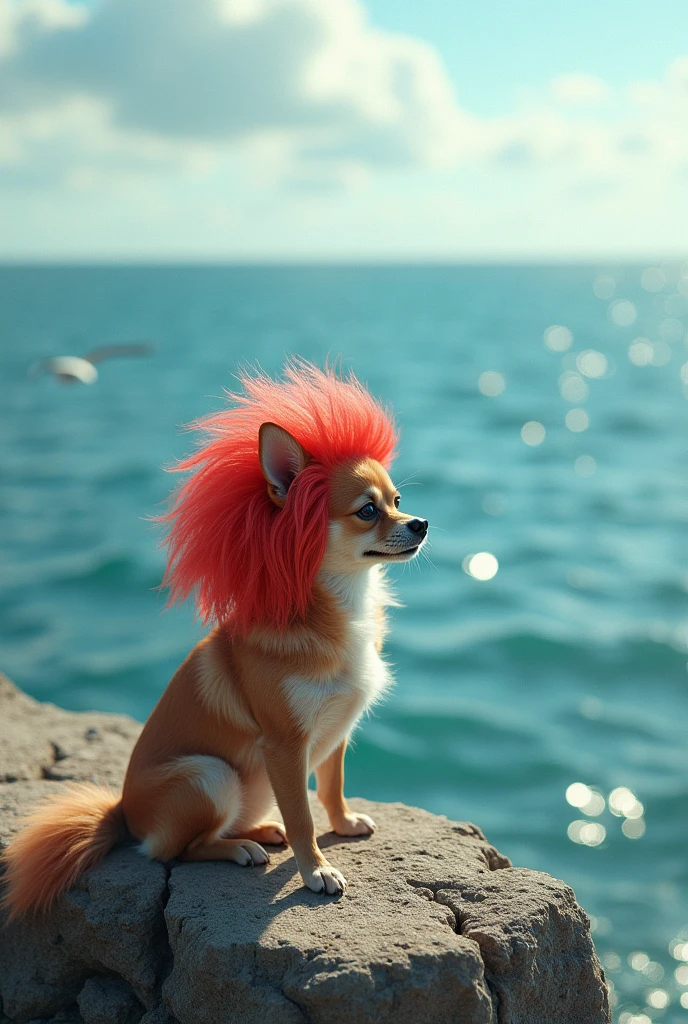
{"left": 28, "top": 342, "right": 155, "bottom": 384}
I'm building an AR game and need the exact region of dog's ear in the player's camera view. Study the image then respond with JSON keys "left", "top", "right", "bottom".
{"left": 259, "top": 423, "right": 311, "bottom": 507}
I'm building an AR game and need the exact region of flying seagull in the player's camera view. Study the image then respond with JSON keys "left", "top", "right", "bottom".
{"left": 28, "top": 342, "right": 155, "bottom": 384}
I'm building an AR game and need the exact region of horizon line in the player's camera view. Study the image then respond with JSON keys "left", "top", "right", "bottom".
{"left": 0, "top": 254, "right": 687, "bottom": 269}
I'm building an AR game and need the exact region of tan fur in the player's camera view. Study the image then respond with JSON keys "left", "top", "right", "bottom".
{"left": 1, "top": 785, "right": 126, "bottom": 919}
{"left": 2, "top": 452, "right": 426, "bottom": 911}
{"left": 120, "top": 455, "right": 425, "bottom": 894}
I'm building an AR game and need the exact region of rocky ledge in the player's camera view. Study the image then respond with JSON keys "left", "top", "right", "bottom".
{"left": 0, "top": 675, "right": 609, "bottom": 1024}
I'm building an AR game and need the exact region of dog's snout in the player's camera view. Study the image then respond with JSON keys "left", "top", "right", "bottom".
{"left": 407, "top": 518, "right": 428, "bottom": 538}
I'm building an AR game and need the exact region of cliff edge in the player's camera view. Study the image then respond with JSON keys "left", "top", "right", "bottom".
{"left": 0, "top": 675, "right": 610, "bottom": 1024}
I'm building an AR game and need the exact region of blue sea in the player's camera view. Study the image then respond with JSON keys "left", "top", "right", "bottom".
{"left": 1, "top": 265, "right": 687, "bottom": 1021}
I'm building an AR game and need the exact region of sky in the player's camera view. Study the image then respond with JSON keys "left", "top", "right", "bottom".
{"left": 1, "top": 0, "right": 687, "bottom": 261}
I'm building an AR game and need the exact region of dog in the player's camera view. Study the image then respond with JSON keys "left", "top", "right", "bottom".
{"left": 2, "top": 362, "right": 428, "bottom": 914}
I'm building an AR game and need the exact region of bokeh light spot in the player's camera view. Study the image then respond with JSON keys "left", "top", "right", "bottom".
{"left": 589, "top": 914, "right": 612, "bottom": 935}
{"left": 628, "top": 339, "right": 654, "bottom": 366}
{"left": 567, "top": 820, "right": 606, "bottom": 846}
{"left": 559, "top": 371, "right": 589, "bottom": 402}
{"left": 478, "top": 370, "right": 506, "bottom": 397}
{"left": 643, "top": 962, "right": 664, "bottom": 982}
{"left": 645, "top": 989, "right": 669, "bottom": 1009}
{"left": 565, "top": 782, "right": 605, "bottom": 815}
{"left": 622, "top": 817, "right": 646, "bottom": 839}
{"left": 630, "top": 953, "right": 651, "bottom": 972}
{"left": 610, "top": 299, "right": 638, "bottom": 325}
{"left": 574, "top": 455, "right": 596, "bottom": 477}
{"left": 544, "top": 325, "right": 573, "bottom": 351}
{"left": 582, "top": 791, "right": 605, "bottom": 816}
{"left": 576, "top": 349, "right": 607, "bottom": 378}
{"left": 625, "top": 799, "right": 644, "bottom": 820}
{"left": 566, "top": 782, "right": 592, "bottom": 807}
{"left": 609, "top": 299, "right": 637, "bottom": 326}
{"left": 670, "top": 940, "right": 688, "bottom": 962}
{"left": 566, "top": 408, "right": 589, "bottom": 432}
{"left": 640, "top": 267, "right": 666, "bottom": 292}
{"left": 609, "top": 786, "right": 638, "bottom": 816}
{"left": 465, "top": 552, "right": 499, "bottom": 581}
{"left": 659, "top": 317, "right": 684, "bottom": 343}
{"left": 521, "top": 421, "right": 545, "bottom": 446}
{"left": 664, "top": 292, "right": 688, "bottom": 317}
{"left": 675, "top": 964, "right": 688, "bottom": 984}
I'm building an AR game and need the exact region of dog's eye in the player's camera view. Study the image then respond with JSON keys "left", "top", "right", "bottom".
{"left": 394, "top": 495, "right": 400, "bottom": 509}
{"left": 356, "top": 502, "right": 378, "bottom": 521}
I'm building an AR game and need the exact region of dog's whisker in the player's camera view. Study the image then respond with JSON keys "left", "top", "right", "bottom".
{"left": 394, "top": 471, "right": 420, "bottom": 489}
{"left": 420, "top": 548, "right": 438, "bottom": 572}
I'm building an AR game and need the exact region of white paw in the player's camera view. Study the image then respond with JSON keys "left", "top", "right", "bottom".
{"left": 231, "top": 841, "right": 270, "bottom": 866}
{"left": 302, "top": 863, "right": 347, "bottom": 895}
{"left": 333, "top": 812, "right": 376, "bottom": 837}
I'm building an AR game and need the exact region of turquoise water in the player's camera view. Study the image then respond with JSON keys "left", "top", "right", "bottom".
{"left": 1, "top": 265, "right": 687, "bottom": 1020}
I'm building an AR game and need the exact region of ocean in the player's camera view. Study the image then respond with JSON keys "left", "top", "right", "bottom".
{"left": 1, "top": 264, "right": 686, "bottom": 1021}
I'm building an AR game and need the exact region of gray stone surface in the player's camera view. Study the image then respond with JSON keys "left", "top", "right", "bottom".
{"left": 77, "top": 976, "right": 145, "bottom": 1024}
{"left": 0, "top": 675, "right": 141, "bottom": 800}
{"left": 0, "top": 675, "right": 610, "bottom": 1023}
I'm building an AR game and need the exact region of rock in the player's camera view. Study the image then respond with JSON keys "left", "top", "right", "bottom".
{"left": 77, "top": 976, "right": 144, "bottom": 1024}
{"left": 0, "top": 676, "right": 610, "bottom": 1023}
{"left": 0, "top": 674, "right": 141, "bottom": 798}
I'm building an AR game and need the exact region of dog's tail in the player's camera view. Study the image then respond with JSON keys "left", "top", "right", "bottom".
{"left": 1, "top": 783, "right": 127, "bottom": 919}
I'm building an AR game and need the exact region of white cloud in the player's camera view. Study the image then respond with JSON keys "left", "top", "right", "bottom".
{"left": 0, "top": 0, "right": 468, "bottom": 172}
{"left": 2, "top": 0, "right": 687, "bottom": 189}
{"left": 485, "top": 59, "right": 688, "bottom": 184}
{"left": 0, "top": 0, "right": 87, "bottom": 57}
{"left": 668, "top": 55, "right": 688, "bottom": 92}
{"left": 0, "top": 0, "right": 687, "bottom": 257}
{"left": 549, "top": 73, "right": 610, "bottom": 106}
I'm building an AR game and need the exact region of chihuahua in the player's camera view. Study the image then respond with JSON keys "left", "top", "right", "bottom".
{"left": 3, "top": 362, "right": 427, "bottom": 913}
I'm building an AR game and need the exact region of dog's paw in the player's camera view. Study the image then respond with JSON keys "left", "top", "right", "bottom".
{"left": 230, "top": 840, "right": 270, "bottom": 866}
{"left": 247, "top": 822, "right": 289, "bottom": 846}
{"left": 261, "top": 824, "right": 288, "bottom": 846}
{"left": 302, "top": 863, "right": 347, "bottom": 895}
{"left": 333, "top": 812, "right": 376, "bottom": 837}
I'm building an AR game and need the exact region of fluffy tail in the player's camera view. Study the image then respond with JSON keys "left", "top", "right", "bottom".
{"left": 1, "top": 783, "right": 127, "bottom": 919}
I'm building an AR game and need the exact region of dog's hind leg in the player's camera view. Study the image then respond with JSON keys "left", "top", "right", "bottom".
{"left": 240, "top": 822, "right": 288, "bottom": 846}
{"left": 181, "top": 836, "right": 269, "bottom": 864}
{"left": 130, "top": 755, "right": 268, "bottom": 865}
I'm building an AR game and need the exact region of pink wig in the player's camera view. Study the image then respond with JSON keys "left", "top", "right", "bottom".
{"left": 160, "top": 362, "right": 397, "bottom": 633}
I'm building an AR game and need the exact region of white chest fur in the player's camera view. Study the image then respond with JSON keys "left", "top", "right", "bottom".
{"left": 282, "top": 567, "right": 393, "bottom": 769}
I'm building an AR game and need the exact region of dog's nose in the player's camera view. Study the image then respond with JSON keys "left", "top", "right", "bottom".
{"left": 407, "top": 518, "right": 428, "bottom": 538}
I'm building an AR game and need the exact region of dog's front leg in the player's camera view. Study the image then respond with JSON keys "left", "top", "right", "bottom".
{"left": 316, "top": 741, "right": 377, "bottom": 836}
{"left": 262, "top": 739, "right": 347, "bottom": 895}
